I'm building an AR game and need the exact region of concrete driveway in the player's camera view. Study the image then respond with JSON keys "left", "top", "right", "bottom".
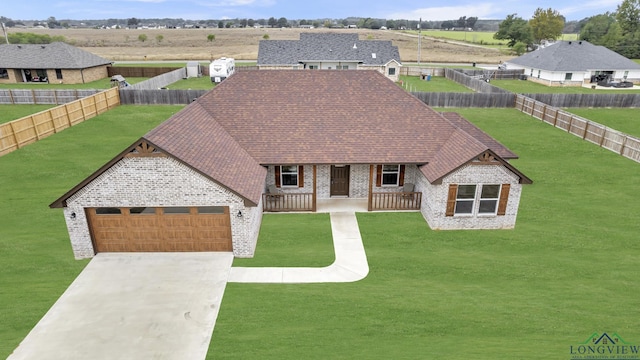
{"left": 7, "top": 252, "right": 234, "bottom": 360}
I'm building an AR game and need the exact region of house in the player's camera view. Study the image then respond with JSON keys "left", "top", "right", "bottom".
{"left": 257, "top": 33, "right": 402, "bottom": 81}
{"left": 50, "top": 70, "right": 531, "bottom": 259}
{"left": 505, "top": 40, "right": 640, "bottom": 87}
{"left": 0, "top": 42, "right": 112, "bottom": 84}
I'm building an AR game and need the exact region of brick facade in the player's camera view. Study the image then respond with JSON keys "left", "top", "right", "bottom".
{"left": 419, "top": 164, "right": 523, "bottom": 230}
{"left": 0, "top": 65, "right": 109, "bottom": 84}
{"left": 63, "top": 157, "right": 263, "bottom": 259}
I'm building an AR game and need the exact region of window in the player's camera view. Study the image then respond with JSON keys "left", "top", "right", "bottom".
{"left": 337, "top": 65, "right": 349, "bottom": 70}
{"left": 55, "top": 69, "right": 63, "bottom": 80}
{"left": 95, "top": 207, "right": 121, "bottom": 215}
{"left": 198, "top": 206, "right": 225, "bottom": 214}
{"left": 537, "top": 70, "right": 541, "bottom": 78}
{"left": 565, "top": 73, "right": 573, "bottom": 81}
{"left": 478, "top": 185, "right": 500, "bottom": 214}
{"left": 382, "top": 165, "right": 400, "bottom": 186}
{"left": 130, "top": 207, "right": 156, "bottom": 214}
{"left": 388, "top": 67, "right": 396, "bottom": 76}
{"left": 308, "top": 65, "right": 318, "bottom": 70}
{"left": 454, "top": 185, "right": 476, "bottom": 214}
{"left": 280, "top": 165, "right": 298, "bottom": 187}
{"left": 163, "top": 207, "right": 191, "bottom": 214}
{"left": 0, "top": 69, "right": 8, "bottom": 79}
{"left": 449, "top": 184, "right": 504, "bottom": 216}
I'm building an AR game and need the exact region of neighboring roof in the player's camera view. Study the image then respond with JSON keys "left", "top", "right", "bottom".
{"left": 506, "top": 40, "right": 640, "bottom": 72}
{"left": 52, "top": 70, "right": 530, "bottom": 208}
{"left": 257, "top": 33, "right": 401, "bottom": 66}
{"left": 0, "top": 42, "right": 112, "bottom": 69}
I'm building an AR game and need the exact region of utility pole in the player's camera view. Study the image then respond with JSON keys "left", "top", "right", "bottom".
{"left": 1, "top": 23, "right": 9, "bottom": 44}
{"left": 417, "top": 18, "right": 421, "bottom": 65}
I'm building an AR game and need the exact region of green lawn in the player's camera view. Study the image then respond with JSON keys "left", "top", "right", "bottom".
{"left": 2, "top": 106, "right": 640, "bottom": 359}
{"left": 490, "top": 79, "right": 640, "bottom": 94}
{"left": 0, "top": 77, "right": 148, "bottom": 90}
{"left": 564, "top": 108, "right": 640, "bottom": 138}
{"left": 0, "top": 104, "right": 56, "bottom": 124}
{"left": 0, "top": 105, "right": 184, "bottom": 358}
{"left": 399, "top": 75, "right": 473, "bottom": 92}
{"left": 166, "top": 76, "right": 217, "bottom": 90}
{"left": 209, "top": 108, "right": 640, "bottom": 359}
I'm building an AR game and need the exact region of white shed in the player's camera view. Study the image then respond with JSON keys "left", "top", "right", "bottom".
{"left": 186, "top": 61, "right": 200, "bottom": 78}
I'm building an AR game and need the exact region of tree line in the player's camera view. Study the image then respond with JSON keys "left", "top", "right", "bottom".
{"left": 494, "top": 0, "right": 640, "bottom": 58}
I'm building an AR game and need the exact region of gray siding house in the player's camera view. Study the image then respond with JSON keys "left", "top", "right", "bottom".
{"left": 51, "top": 70, "right": 531, "bottom": 259}
{"left": 257, "top": 33, "right": 402, "bottom": 81}
{"left": 505, "top": 40, "right": 640, "bottom": 86}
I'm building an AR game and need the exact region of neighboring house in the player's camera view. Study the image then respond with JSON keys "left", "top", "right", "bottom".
{"left": 0, "top": 42, "right": 112, "bottom": 84}
{"left": 50, "top": 70, "right": 531, "bottom": 259}
{"left": 257, "top": 33, "right": 402, "bottom": 81}
{"left": 505, "top": 40, "right": 640, "bottom": 87}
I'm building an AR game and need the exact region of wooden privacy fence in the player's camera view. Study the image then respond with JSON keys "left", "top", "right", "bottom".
{"left": 125, "top": 68, "right": 187, "bottom": 90}
{"left": 107, "top": 66, "right": 181, "bottom": 78}
{"left": 401, "top": 67, "right": 446, "bottom": 77}
{"left": 411, "top": 92, "right": 515, "bottom": 108}
{"left": 523, "top": 93, "right": 640, "bottom": 108}
{"left": 0, "top": 89, "right": 104, "bottom": 105}
{"left": 0, "top": 87, "right": 120, "bottom": 157}
{"left": 515, "top": 94, "right": 640, "bottom": 163}
{"left": 119, "top": 89, "right": 208, "bottom": 105}
{"left": 445, "top": 68, "right": 512, "bottom": 94}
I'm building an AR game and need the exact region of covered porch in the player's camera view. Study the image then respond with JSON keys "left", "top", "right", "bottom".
{"left": 262, "top": 164, "right": 422, "bottom": 213}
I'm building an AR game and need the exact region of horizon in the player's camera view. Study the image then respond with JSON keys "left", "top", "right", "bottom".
{"left": 1, "top": 0, "right": 622, "bottom": 23}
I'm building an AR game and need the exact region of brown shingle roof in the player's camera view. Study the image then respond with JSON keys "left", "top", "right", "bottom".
{"left": 195, "top": 70, "right": 463, "bottom": 164}
{"left": 144, "top": 102, "right": 266, "bottom": 205}
{"left": 440, "top": 112, "right": 518, "bottom": 160}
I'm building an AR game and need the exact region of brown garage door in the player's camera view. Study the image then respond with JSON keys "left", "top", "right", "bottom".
{"left": 86, "top": 206, "right": 232, "bottom": 253}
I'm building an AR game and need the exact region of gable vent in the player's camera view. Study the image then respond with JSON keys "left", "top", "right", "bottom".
{"left": 353, "top": 43, "right": 357, "bottom": 49}
{"left": 372, "top": 53, "right": 376, "bottom": 59}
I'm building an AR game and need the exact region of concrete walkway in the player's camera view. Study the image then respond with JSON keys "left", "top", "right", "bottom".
{"left": 228, "top": 212, "right": 369, "bottom": 283}
{"left": 7, "top": 253, "right": 234, "bottom": 360}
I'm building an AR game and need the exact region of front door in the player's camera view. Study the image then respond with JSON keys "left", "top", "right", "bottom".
{"left": 330, "top": 165, "right": 350, "bottom": 196}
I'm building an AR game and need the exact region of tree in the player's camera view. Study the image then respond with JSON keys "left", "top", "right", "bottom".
{"left": 47, "top": 16, "right": 61, "bottom": 29}
{"left": 127, "top": 18, "right": 139, "bottom": 27}
{"left": 580, "top": 13, "right": 617, "bottom": 44}
{"left": 466, "top": 17, "right": 478, "bottom": 29}
{"left": 207, "top": 34, "right": 215, "bottom": 42}
{"left": 616, "top": 0, "right": 640, "bottom": 34}
{"left": 267, "top": 17, "right": 277, "bottom": 27}
{"left": 441, "top": 20, "right": 455, "bottom": 29}
{"left": 218, "top": 21, "right": 224, "bottom": 28}
{"left": 248, "top": 19, "right": 255, "bottom": 27}
{"left": 138, "top": 34, "right": 147, "bottom": 42}
{"left": 529, "top": 8, "right": 565, "bottom": 44}
{"left": 277, "top": 17, "right": 288, "bottom": 28}
{"left": 386, "top": 20, "right": 396, "bottom": 29}
{"left": 494, "top": 14, "right": 534, "bottom": 48}
{"left": 262, "top": 34, "right": 270, "bottom": 40}
{"left": 155, "top": 34, "right": 163, "bottom": 43}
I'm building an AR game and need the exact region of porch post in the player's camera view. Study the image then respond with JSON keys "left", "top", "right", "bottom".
{"left": 368, "top": 165, "right": 373, "bottom": 211}
{"left": 312, "top": 165, "right": 317, "bottom": 212}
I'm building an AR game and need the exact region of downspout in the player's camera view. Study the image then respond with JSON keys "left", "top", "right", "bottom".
{"left": 81, "top": 68, "right": 85, "bottom": 83}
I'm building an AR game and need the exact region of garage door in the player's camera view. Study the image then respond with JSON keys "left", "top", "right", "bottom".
{"left": 86, "top": 206, "right": 232, "bottom": 252}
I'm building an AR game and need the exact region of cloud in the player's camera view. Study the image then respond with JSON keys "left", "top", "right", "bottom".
{"left": 387, "top": 3, "right": 501, "bottom": 21}
{"left": 557, "top": 0, "right": 619, "bottom": 17}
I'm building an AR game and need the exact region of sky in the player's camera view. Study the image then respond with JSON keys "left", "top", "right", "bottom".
{"left": 2, "top": 0, "right": 622, "bottom": 22}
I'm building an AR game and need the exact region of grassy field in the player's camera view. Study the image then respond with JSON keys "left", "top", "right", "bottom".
{"left": 0, "top": 104, "right": 56, "bottom": 124}
{"left": 565, "top": 108, "right": 640, "bottom": 138}
{"left": 0, "top": 77, "right": 147, "bottom": 90}
{"left": 405, "top": 30, "right": 579, "bottom": 48}
{"left": 490, "top": 79, "right": 640, "bottom": 94}
{"left": 0, "top": 105, "right": 184, "bottom": 358}
{"left": 2, "top": 105, "right": 640, "bottom": 359}
{"left": 399, "top": 75, "right": 473, "bottom": 92}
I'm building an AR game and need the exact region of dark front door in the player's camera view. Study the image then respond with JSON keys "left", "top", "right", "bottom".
{"left": 330, "top": 165, "right": 350, "bottom": 196}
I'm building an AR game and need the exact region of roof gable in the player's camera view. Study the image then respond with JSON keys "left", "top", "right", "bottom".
{"left": 0, "top": 42, "right": 112, "bottom": 69}
{"left": 506, "top": 41, "right": 640, "bottom": 72}
{"left": 257, "top": 33, "right": 401, "bottom": 66}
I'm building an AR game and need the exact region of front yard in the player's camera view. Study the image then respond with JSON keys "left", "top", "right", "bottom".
{"left": 1, "top": 106, "right": 639, "bottom": 359}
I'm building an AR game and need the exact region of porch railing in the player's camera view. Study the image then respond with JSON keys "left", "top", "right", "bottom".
{"left": 369, "top": 192, "right": 422, "bottom": 211}
{"left": 262, "top": 193, "right": 314, "bottom": 212}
